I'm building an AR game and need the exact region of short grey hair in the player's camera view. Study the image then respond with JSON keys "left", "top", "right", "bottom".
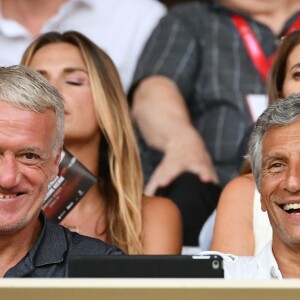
{"left": 248, "top": 93, "right": 300, "bottom": 190}
{"left": 0, "top": 65, "right": 64, "bottom": 155}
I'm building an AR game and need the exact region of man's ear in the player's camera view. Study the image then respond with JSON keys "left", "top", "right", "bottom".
{"left": 261, "top": 195, "right": 267, "bottom": 212}
{"left": 50, "top": 145, "right": 63, "bottom": 182}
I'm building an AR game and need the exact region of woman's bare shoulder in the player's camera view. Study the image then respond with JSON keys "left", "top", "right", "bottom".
{"left": 222, "top": 173, "right": 255, "bottom": 195}
{"left": 142, "top": 195, "right": 179, "bottom": 211}
{"left": 211, "top": 173, "right": 256, "bottom": 255}
{"left": 141, "top": 195, "right": 182, "bottom": 254}
{"left": 216, "top": 173, "right": 256, "bottom": 213}
{"left": 230, "top": 172, "right": 255, "bottom": 184}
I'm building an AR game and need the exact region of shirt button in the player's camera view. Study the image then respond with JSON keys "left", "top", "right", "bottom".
{"left": 270, "top": 266, "right": 278, "bottom": 279}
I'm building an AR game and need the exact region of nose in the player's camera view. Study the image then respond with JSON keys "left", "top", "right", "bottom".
{"left": 49, "top": 81, "right": 68, "bottom": 106}
{"left": 0, "top": 153, "right": 21, "bottom": 189}
{"left": 285, "top": 164, "right": 300, "bottom": 193}
{"left": 49, "top": 79, "right": 64, "bottom": 98}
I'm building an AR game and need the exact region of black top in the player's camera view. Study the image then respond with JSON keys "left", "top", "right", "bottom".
{"left": 4, "top": 213, "right": 124, "bottom": 277}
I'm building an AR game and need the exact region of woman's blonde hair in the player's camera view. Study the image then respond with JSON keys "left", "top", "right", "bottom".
{"left": 21, "top": 31, "right": 143, "bottom": 254}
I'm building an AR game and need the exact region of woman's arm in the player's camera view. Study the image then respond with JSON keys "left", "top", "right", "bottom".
{"left": 210, "top": 174, "right": 256, "bottom": 255}
{"left": 141, "top": 195, "right": 183, "bottom": 254}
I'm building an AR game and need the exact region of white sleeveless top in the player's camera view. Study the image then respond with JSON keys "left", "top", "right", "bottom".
{"left": 253, "top": 188, "right": 272, "bottom": 255}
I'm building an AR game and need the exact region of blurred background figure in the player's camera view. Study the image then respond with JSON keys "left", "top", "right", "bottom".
{"left": 128, "top": 0, "right": 300, "bottom": 247}
{"left": 21, "top": 31, "right": 182, "bottom": 254}
{"left": 0, "top": 0, "right": 166, "bottom": 92}
{"left": 211, "top": 29, "right": 300, "bottom": 255}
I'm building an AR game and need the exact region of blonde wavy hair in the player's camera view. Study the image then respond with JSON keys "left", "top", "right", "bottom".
{"left": 21, "top": 31, "right": 143, "bottom": 254}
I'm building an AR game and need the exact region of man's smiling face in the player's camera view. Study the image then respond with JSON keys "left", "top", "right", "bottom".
{"left": 260, "top": 119, "right": 300, "bottom": 246}
{"left": 0, "top": 101, "right": 60, "bottom": 234}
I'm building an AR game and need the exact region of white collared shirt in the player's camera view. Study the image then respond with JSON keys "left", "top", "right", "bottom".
{"left": 197, "top": 242, "right": 282, "bottom": 279}
{"left": 0, "top": 0, "right": 166, "bottom": 92}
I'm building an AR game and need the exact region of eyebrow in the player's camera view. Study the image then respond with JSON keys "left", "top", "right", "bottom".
{"left": 289, "top": 62, "right": 300, "bottom": 72}
{"left": 0, "top": 146, "right": 44, "bottom": 157}
{"left": 262, "top": 152, "right": 285, "bottom": 164}
{"left": 36, "top": 67, "right": 88, "bottom": 76}
{"left": 62, "top": 67, "right": 88, "bottom": 74}
{"left": 18, "top": 146, "right": 43, "bottom": 153}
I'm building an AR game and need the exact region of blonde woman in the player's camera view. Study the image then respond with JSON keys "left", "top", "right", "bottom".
{"left": 21, "top": 31, "right": 182, "bottom": 254}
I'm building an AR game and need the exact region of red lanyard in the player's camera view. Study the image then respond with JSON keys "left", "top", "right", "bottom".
{"left": 231, "top": 14, "right": 300, "bottom": 82}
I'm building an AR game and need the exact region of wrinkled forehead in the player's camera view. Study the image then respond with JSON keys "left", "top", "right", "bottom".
{"left": 262, "top": 120, "right": 300, "bottom": 157}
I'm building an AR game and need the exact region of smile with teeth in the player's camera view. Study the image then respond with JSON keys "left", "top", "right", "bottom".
{"left": 0, "top": 193, "right": 17, "bottom": 199}
{"left": 282, "top": 203, "right": 300, "bottom": 214}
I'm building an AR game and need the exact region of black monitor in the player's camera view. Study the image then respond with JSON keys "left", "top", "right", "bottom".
{"left": 68, "top": 254, "right": 224, "bottom": 278}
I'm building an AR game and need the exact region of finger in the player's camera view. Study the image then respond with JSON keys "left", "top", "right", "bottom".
{"left": 144, "top": 162, "right": 178, "bottom": 195}
{"left": 144, "top": 178, "right": 159, "bottom": 196}
{"left": 190, "top": 164, "right": 219, "bottom": 184}
{"left": 144, "top": 166, "right": 164, "bottom": 195}
{"left": 200, "top": 172, "right": 219, "bottom": 184}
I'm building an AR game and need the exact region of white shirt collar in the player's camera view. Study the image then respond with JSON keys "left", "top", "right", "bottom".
{"left": 0, "top": 0, "right": 95, "bottom": 23}
{"left": 197, "top": 241, "right": 282, "bottom": 279}
{"left": 255, "top": 241, "right": 282, "bottom": 279}
{"left": 0, "top": 0, "right": 94, "bottom": 36}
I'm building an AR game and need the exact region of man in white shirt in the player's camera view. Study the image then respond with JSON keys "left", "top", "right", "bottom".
{"left": 0, "top": 0, "right": 166, "bottom": 92}
{"left": 200, "top": 93, "right": 300, "bottom": 279}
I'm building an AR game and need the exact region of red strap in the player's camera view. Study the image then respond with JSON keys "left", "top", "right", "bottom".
{"left": 285, "top": 16, "right": 300, "bottom": 35}
{"left": 231, "top": 14, "right": 269, "bottom": 82}
{"left": 231, "top": 14, "right": 300, "bottom": 82}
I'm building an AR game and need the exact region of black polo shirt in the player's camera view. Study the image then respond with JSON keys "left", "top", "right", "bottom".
{"left": 4, "top": 214, "right": 124, "bottom": 277}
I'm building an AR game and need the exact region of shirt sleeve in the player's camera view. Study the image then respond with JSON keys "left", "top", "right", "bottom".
{"left": 130, "top": 6, "right": 200, "bottom": 103}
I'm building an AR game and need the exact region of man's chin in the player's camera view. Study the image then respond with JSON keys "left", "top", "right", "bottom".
{"left": 277, "top": 227, "right": 300, "bottom": 248}
{"left": 0, "top": 216, "right": 30, "bottom": 235}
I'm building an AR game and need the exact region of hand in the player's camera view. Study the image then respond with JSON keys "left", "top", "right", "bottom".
{"left": 144, "top": 129, "right": 219, "bottom": 196}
